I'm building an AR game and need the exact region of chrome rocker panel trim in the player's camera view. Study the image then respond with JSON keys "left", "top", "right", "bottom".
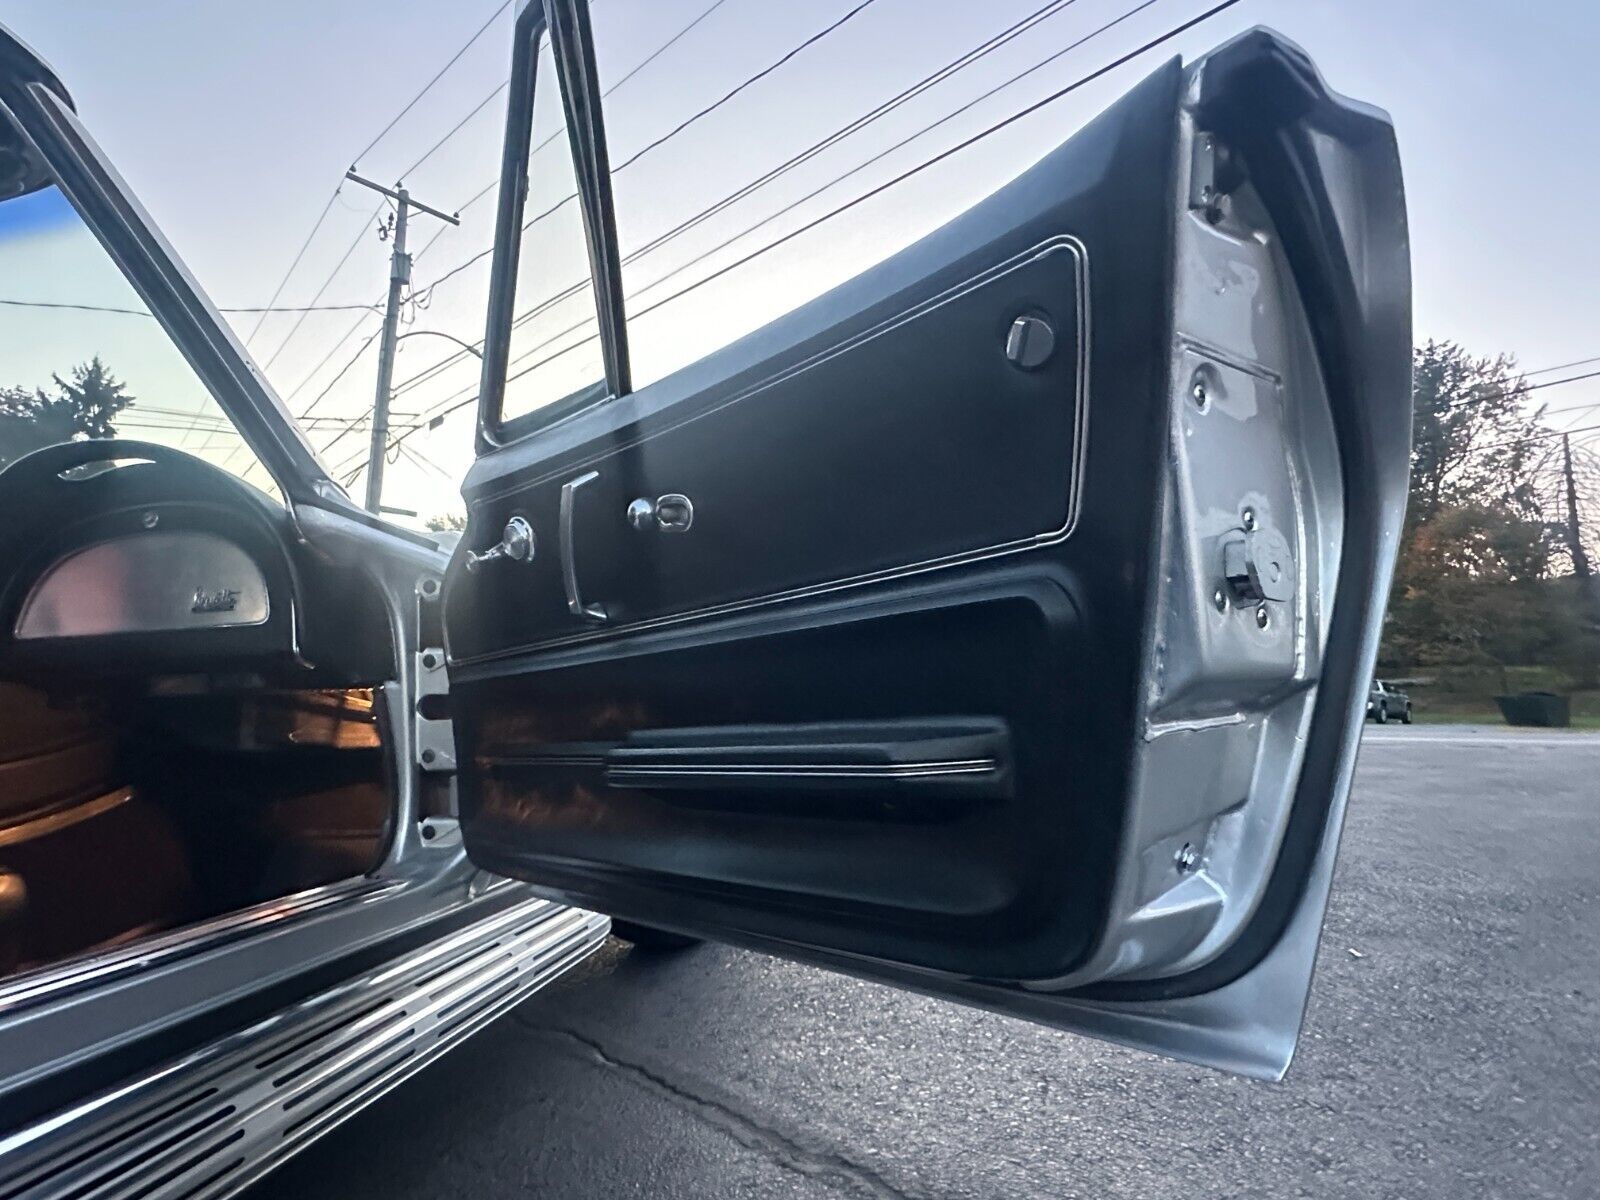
{"left": 0, "top": 878, "right": 403, "bottom": 1017}
{"left": 0, "top": 897, "right": 608, "bottom": 1200}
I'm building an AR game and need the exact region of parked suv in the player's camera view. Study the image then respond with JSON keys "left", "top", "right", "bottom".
{"left": 1368, "top": 680, "right": 1413, "bottom": 724}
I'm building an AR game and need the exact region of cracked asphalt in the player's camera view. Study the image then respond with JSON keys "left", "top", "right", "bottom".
{"left": 247, "top": 726, "right": 1600, "bottom": 1198}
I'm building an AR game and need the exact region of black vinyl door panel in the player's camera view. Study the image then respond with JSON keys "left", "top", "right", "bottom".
{"left": 457, "top": 574, "right": 1102, "bottom": 979}
{"left": 447, "top": 58, "right": 1178, "bottom": 978}
{"left": 451, "top": 238, "right": 1084, "bottom": 650}
{"left": 446, "top": 28, "right": 1413, "bottom": 1078}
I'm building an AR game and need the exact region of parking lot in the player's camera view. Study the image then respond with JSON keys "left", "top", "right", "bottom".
{"left": 249, "top": 726, "right": 1600, "bottom": 1199}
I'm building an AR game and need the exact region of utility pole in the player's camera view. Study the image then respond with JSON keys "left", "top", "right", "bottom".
{"left": 344, "top": 170, "right": 459, "bottom": 513}
{"left": 1561, "top": 432, "right": 1600, "bottom": 687}
{"left": 1562, "top": 433, "right": 1593, "bottom": 584}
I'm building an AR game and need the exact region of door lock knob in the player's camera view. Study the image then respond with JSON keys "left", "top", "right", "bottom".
{"left": 464, "top": 515, "right": 535, "bottom": 572}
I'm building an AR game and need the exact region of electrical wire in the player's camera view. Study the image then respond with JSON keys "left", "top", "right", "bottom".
{"left": 1428, "top": 369, "right": 1600, "bottom": 416}
{"left": 310, "top": 0, "right": 746, "bottom": 446}
{"left": 1523, "top": 354, "right": 1600, "bottom": 380}
{"left": 396, "top": 81, "right": 509, "bottom": 182}
{"left": 387, "top": 0, "right": 1247, "bottom": 446}
{"left": 258, "top": 203, "right": 386, "bottom": 373}
{"left": 243, "top": 187, "right": 344, "bottom": 346}
{"left": 1458, "top": 421, "right": 1600, "bottom": 457}
{"left": 407, "top": 0, "right": 894, "bottom": 315}
{"left": 255, "top": 0, "right": 516, "bottom": 382}
{"left": 300, "top": 329, "right": 385, "bottom": 422}
{"left": 350, "top": 0, "right": 515, "bottom": 168}
{"left": 612, "top": 0, "right": 883, "bottom": 175}
{"left": 393, "top": 0, "right": 1103, "bottom": 398}
{"left": 0, "top": 298, "right": 381, "bottom": 316}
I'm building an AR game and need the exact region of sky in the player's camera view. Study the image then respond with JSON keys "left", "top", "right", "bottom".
{"left": 3, "top": 0, "right": 1598, "bottom": 524}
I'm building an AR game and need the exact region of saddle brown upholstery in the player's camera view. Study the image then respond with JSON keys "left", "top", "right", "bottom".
{"left": 0, "top": 683, "right": 193, "bottom": 971}
{"left": 0, "top": 683, "right": 388, "bottom": 977}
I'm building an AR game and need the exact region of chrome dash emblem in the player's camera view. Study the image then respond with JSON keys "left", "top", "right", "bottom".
{"left": 191, "top": 587, "right": 240, "bottom": 614}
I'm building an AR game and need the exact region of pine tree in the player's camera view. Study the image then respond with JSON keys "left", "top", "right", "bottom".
{"left": 0, "top": 356, "right": 135, "bottom": 468}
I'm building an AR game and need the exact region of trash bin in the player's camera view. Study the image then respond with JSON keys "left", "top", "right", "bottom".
{"left": 1494, "top": 691, "right": 1571, "bottom": 728}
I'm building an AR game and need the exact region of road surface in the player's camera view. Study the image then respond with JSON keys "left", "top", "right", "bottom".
{"left": 249, "top": 725, "right": 1600, "bottom": 1199}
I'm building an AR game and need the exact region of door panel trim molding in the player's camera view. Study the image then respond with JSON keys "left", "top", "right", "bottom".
{"left": 455, "top": 234, "right": 1090, "bottom": 665}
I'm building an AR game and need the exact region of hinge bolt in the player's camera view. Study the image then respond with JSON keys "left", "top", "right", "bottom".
{"left": 1255, "top": 604, "right": 1271, "bottom": 630}
{"left": 1175, "top": 843, "right": 1199, "bottom": 873}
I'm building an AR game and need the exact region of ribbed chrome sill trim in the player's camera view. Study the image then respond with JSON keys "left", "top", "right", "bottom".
{"left": 0, "top": 876, "right": 405, "bottom": 1016}
{"left": 0, "top": 898, "right": 607, "bottom": 1200}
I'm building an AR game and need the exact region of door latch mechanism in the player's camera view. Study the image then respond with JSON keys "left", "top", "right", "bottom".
{"left": 1220, "top": 523, "right": 1294, "bottom": 606}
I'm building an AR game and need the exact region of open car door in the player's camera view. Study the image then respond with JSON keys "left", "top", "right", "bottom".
{"left": 442, "top": 1, "right": 1410, "bottom": 1080}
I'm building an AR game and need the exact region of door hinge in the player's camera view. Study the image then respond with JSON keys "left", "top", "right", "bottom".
{"left": 415, "top": 648, "right": 455, "bottom": 772}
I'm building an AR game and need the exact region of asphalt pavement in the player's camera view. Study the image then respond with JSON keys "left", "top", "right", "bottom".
{"left": 248, "top": 724, "right": 1600, "bottom": 1199}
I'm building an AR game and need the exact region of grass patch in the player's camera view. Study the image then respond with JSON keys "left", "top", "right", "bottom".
{"left": 1407, "top": 707, "right": 1600, "bottom": 730}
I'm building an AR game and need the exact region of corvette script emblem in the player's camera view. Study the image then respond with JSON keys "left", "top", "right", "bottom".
{"left": 191, "top": 588, "right": 240, "bottom": 614}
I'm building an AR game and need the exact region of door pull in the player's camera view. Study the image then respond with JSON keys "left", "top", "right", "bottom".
{"left": 560, "top": 470, "right": 607, "bottom": 622}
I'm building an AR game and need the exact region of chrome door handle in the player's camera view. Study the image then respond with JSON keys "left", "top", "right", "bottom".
{"left": 559, "top": 470, "right": 607, "bottom": 622}
{"left": 464, "top": 515, "right": 535, "bottom": 573}
{"left": 626, "top": 493, "right": 694, "bottom": 532}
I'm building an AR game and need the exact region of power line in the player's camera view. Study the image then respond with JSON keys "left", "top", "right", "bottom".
{"left": 1524, "top": 354, "right": 1600, "bottom": 380}
{"left": 601, "top": 0, "right": 1167, "bottom": 343}
{"left": 603, "top": 0, "right": 1093, "bottom": 292}
{"left": 350, "top": 0, "right": 515, "bottom": 168}
{"left": 301, "top": 328, "right": 385, "bottom": 422}
{"left": 430, "top": 0, "right": 722, "bottom": 252}
{"left": 325, "top": 0, "right": 747, "bottom": 428}
{"left": 407, "top": 0, "right": 896, "bottom": 320}
{"left": 609, "top": 0, "right": 734, "bottom": 92}
{"left": 611, "top": 0, "right": 883, "bottom": 174}
{"left": 255, "top": 0, "right": 514, "bottom": 381}
{"left": 282, "top": 309, "right": 379, "bottom": 405}
{"left": 1459, "top": 421, "right": 1600, "bottom": 457}
{"left": 434, "top": 0, "right": 1191, "bottom": 410}
{"left": 243, "top": 187, "right": 344, "bottom": 346}
{"left": 394, "top": 0, "right": 1098, "bottom": 399}
{"left": 387, "top": 0, "right": 1247, "bottom": 448}
{"left": 0, "top": 298, "right": 381, "bottom": 317}
{"left": 396, "top": 81, "right": 509, "bottom": 182}
{"left": 298, "top": 0, "right": 731, "bottom": 443}
{"left": 1427, "top": 368, "right": 1600, "bottom": 416}
{"left": 258, "top": 205, "right": 386, "bottom": 372}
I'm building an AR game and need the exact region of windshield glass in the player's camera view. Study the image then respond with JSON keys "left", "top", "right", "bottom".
{"left": 0, "top": 177, "right": 279, "bottom": 498}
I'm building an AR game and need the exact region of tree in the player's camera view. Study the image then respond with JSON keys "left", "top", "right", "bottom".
{"left": 1382, "top": 340, "right": 1600, "bottom": 682}
{"left": 1408, "top": 340, "right": 1547, "bottom": 528}
{"left": 425, "top": 513, "right": 467, "bottom": 532}
{"left": 0, "top": 356, "right": 134, "bottom": 469}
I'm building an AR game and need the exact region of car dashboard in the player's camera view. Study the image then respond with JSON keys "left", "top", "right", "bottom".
{"left": 0, "top": 442, "right": 392, "bottom": 689}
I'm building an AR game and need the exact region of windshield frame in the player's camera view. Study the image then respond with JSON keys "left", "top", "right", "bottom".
{"left": 0, "top": 33, "right": 350, "bottom": 513}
